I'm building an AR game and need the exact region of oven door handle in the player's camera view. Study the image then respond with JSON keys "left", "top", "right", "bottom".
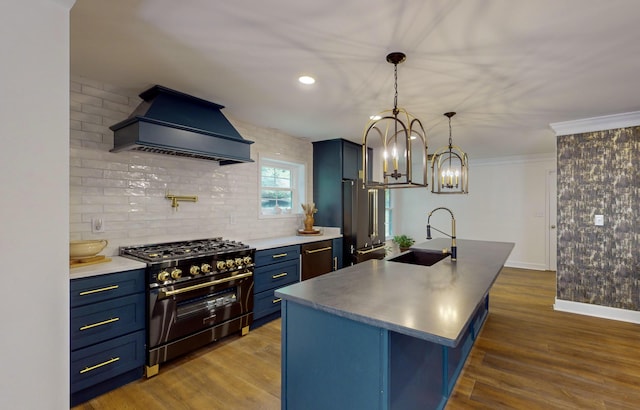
{"left": 158, "top": 271, "right": 253, "bottom": 299}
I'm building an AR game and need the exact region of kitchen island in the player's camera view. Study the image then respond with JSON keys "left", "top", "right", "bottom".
{"left": 275, "top": 238, "right": 514, "bottom": 410}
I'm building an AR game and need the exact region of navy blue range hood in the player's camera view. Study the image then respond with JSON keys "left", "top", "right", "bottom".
{"left": 110, "top": 85, "right": 254, "bottom": 165}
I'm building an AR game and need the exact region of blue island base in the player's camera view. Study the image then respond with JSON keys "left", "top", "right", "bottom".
{"left": 281, "top": 295, "right": 489, "bottom": 410}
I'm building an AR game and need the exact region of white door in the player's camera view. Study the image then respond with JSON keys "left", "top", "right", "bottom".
{"left": 547, "top": 170, "right": 557, "bottom": 271}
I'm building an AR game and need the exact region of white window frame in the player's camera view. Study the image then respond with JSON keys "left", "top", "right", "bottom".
{"left": 259, "top": 156, "right": 306, "bottom": 219}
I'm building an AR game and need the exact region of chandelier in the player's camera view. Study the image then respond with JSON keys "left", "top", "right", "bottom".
{"left": 362, "top": 52, "right": 428, "bottom": 189}
{"left": 431, "top": 112, "right": 469, "bottom": 194}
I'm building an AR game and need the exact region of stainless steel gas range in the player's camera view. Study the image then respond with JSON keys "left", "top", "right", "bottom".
{"left": 120, "top": 237, "right": 255, "bottom": 377}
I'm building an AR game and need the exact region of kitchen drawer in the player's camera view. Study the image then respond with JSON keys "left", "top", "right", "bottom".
{"left": 71, "top": 293, "right": 145, "bottom": 351}
{"left": 255, "top": 245, "right": 300, "bottom": 266}
{"left": 70, "top": 330, "right": 145, "bottom": 393}
{"left": 254, "top": 259, "right": 299, "bottom": 293}
{"left": 71, "top": 269, "right": 145, "bottom": 308}
{"left": 254, "top": 288, "right": 284, "bottom": 319}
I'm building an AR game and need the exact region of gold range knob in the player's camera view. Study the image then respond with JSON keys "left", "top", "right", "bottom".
{"left": 190, "top": 265, "right": 200, "bottom": 276}
{"left": 234, "top": 258, "right": 243, "bottom": 267}
{"left": 171, "top": 268, "right": 182, "bottom": 279}
{"left": 216, "top": 261, "right": 226, "bottom": 271}
{"left": 225, "top": 259, "right": 236, "bottom": 269}
{"left": 243, "top": 256, "right": 252, "bottom": 265}
{"left": 201, "top": 263, "right": 211, "bottom": 273}
{"left": 157, "top": 270, "right": 170, "bottom": 282}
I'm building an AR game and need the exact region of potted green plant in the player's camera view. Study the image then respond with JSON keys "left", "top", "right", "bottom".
{"left": 393, "top": 235, "right": 415, "bottom": 252}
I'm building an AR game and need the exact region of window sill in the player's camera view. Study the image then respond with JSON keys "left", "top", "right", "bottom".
{"left": 259, "top": 212, "right": 301, "bottom": 220}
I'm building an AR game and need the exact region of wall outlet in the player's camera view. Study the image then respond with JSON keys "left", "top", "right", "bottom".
{"left": 594, "top": 214, "right": 604, "bottom": 226}
{"left": 92, "top": 217, "right": 105, "bottom": 233}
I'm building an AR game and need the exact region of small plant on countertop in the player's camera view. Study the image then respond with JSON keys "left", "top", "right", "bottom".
{"left": 393, "top": 235, "right": 415, "bottom": 251}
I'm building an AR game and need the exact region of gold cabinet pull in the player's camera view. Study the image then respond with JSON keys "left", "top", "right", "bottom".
{"left": 272, "top": 298, "right": 282, "bottom": 304}
{"left": 272, "top": 253, "right": 288, "bottom": 259}
{"left": 79, "top": 285, "right": 119, "bottom": 296}
{"left": 79, "top": 317, "right": 120, "bottom": 331}
{"left": 333, "top": 256, "right": 338, "bottom": 271}
{"left": 80, "top": 357, "right": 120, "bottom": 374}
{"left": 304, "top": 246, "right": 332, "bottom": 254}
{"left": 272, "top": 272, "right": 288, "bottom": 279}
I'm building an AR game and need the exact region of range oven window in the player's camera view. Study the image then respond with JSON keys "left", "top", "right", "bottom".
{"left": 176, "top": 287, "right": 238, "bottom": 320}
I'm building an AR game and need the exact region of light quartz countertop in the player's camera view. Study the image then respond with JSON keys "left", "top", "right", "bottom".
{"left": 69, "top": 228, "right": 342, "bottom": 279}
{"left": 276, "top": 238, "right": 514, "bottom": 347}
{"left": 247, "top": 227, "right": 341, "bottom": 250}
{"left": 69, "top": 256, "right": 147, "bottom": 280}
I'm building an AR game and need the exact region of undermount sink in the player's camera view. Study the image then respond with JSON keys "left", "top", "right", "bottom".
{"left": 388, "top": 249, "right": 450, "bottom": 267}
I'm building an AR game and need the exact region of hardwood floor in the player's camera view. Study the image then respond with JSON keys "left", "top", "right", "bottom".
{"left": 73, "top": 268, "right": 640, "bottom": 409}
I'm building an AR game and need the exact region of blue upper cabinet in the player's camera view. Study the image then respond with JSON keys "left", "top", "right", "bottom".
{"left": 312, "top": 139, "right": 362, "bottom": 230}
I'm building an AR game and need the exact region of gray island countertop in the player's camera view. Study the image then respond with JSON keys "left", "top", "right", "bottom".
{"left": 276, "top": 238, "right": 514, "bottom": 347}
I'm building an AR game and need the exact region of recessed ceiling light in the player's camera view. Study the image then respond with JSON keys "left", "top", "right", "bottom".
{"left": 298, "top": 75, "right": 316, "bottom": 85}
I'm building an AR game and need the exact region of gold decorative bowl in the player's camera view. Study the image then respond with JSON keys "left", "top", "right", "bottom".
{"left": 70, "top": 240, "right": 108, "bottom": 260}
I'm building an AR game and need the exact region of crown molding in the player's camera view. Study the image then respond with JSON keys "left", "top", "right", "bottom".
{"left": 470, "top": 152, "right": 556, "bottom": 167}
{"left": 549, "top": 111, "right": 640, "bottom": 136}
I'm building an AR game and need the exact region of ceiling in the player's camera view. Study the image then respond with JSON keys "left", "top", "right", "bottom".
{"left": 70, "top": 0, "right": 640, "bottom": 159}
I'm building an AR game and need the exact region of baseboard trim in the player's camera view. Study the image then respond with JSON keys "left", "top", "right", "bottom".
{"left": 554, "top": 299, "right": 640, "bottom": 324}
{"left": 504, "top": 261, "right": 547, "bottom": 271}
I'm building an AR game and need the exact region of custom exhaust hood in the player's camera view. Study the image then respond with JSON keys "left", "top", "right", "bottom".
{"left": 110, "top": 85, "right": 254, "bottom": 165}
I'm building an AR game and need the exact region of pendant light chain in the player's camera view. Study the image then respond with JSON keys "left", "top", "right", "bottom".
{"left": 393, "top": 63, "right": 399, "bottom": 114}
{"left": 448, "top": 115, "right": 453, "bottom": 148}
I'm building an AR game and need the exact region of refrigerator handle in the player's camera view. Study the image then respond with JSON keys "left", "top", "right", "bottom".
{"left": 368, "top": 189, "right": 378, "bottom": 238}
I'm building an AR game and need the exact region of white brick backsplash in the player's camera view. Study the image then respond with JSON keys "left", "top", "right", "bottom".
{"left": 81, "top": 84, "right": 129, "bottom": 105}
{"left": 70, "top": 166, "right": 103, "bottom": 178}
{"left": 71, "top": 92, "right": 102, "bottom": 107}
{"left": 70, "top": 76, "right": 314, "bottom": 254}
{"left": 103, "top": 99, "right": 135, "bottom": 115}
{"left": 81, "top": 121, "right": 111, "bottom": 135}
{"left": 70, "top": 110, "right": 102, "bottom": 125}
{"left": 71, "top": 129, "right": 102, "bottom": 142}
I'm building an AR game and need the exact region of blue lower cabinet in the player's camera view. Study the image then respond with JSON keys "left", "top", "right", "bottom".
{"left": 254, "top": 288, "right": 284, "bottom": 318}
{"left": 71, "top": 293, "right": 145, "bottom": 351}
{"left": 252, "top": 246, "right": 300, "bottom": 328}
{"left": 70, "top": 269, "right": 145, "bottom": 406}
{"left": 71, "top": 330, "right": 145, "bottom": 393}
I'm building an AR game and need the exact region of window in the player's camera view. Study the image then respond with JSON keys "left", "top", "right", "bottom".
{"left": 385, "top": 189, "right": 392, "bottom": 239}
{"left": 260, "top": 157, "right": 305, "bottom": 217}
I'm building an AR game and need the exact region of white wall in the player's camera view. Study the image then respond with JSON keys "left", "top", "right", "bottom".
{"left": 393, "top": 154, "right": 556, "bottom": 270}
{"left": 0, "top": 0, "right": 73, "bottom": 408}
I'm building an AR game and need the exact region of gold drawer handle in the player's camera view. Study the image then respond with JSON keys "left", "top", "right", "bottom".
{"left": 272, "top": 272, "right": 288, "bottom": 279}
{"left": 79, "top": 317, "right": 120, "bottom": 331}
{"left": 272, "top": 298, "right": 282, "bottom": 304}
{"left": 79, "top": 285, "right": 119, "bottom": 296}
{"left": 80, "top": 357, "right": 120, "bottom": 374}
{"left": 272, "top": 253, "right": 288, "bottom": 259}
{"left": 305, "top": 246, "right": 332, "bottom": 254}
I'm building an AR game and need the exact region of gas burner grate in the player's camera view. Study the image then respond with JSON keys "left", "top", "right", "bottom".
{"left": 120, "top": 238, "right": 250, "bottom": 262}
